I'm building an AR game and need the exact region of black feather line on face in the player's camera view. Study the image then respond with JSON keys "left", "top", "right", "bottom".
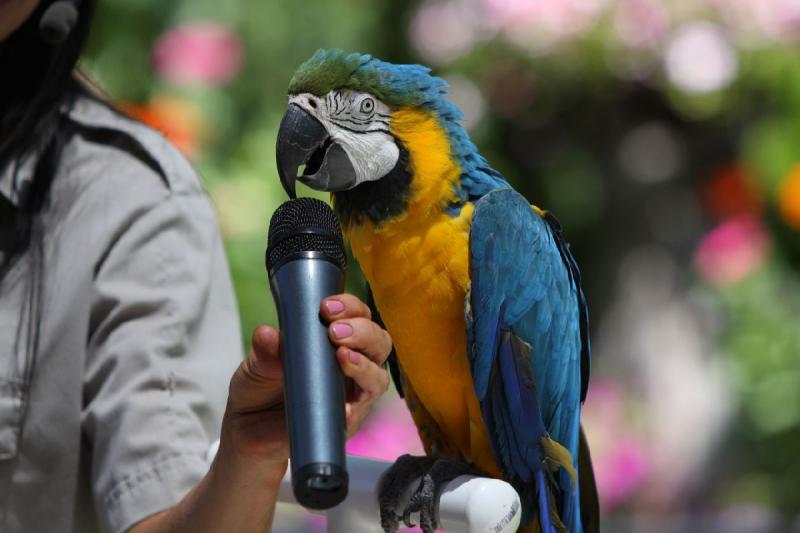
{"left": 333, "top": 139, "right": 412, "bottom": 228}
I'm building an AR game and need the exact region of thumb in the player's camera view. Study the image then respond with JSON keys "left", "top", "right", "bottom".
{"left": 228, "top": 325, "right": 284, "bottom": 413}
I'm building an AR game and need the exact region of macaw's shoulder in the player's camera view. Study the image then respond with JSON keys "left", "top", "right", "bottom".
{"left": 470, "top": 188, "right": 546, "bottom": 235}
{"left": 468, "top": 188, "right": 582, "bottom": 310}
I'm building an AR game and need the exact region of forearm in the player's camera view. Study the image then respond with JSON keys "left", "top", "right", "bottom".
{"left": 128, "top": 445, "right": 285, "bottom": 533}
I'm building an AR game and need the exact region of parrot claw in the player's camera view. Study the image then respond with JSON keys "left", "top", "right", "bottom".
{"left": 378, "top": 455, "right": 477, "bottom": 533}
{"left": 377, "top": 454, "right": 436, "bottom": 533}
{"left": 402, "top": 509, "right": 416, "bottom": 528}
{"left": 403, "top": 476, "right": 436, "bottom": 532}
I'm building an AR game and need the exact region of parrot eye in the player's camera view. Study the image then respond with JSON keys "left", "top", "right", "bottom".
{"left": 358, "top": 97, "right": 375, "bottom": 115}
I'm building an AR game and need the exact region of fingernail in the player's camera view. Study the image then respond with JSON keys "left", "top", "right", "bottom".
{"left": 331, "top": 323, "right": 353, "bottom": 339}
{"left": 324, "top": 299, "right": 345, "bottom": 315}
{"left": 348, "top": 350, "right": 360, "bottom": 364}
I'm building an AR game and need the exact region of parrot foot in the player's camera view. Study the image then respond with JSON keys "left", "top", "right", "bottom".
{"left": 403, "top": 457, "right": 478, "bottom": 533}
{"left": 378, "top": 454, "right": 437, "bottom": 532}
{"left": 377, "top": 454, "right": 477, "bottom": 533}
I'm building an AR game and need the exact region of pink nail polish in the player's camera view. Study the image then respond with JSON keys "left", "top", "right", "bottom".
{"left": 331, "top": 323, "right": 353, "bottom": 339}
{"left": 324, "top": 299, "right": 345, "bottom": 314}
{"left": 348, "top": 350, "right": 360, "bottom": 364}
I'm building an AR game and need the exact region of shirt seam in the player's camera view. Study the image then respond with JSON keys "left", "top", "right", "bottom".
{"left": 101, "top": 451, "right": 206, "bottom": 509}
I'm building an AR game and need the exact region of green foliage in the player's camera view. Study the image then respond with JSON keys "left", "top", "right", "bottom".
{"left": 722, "top": 264, "right": 800, "bottom": 436}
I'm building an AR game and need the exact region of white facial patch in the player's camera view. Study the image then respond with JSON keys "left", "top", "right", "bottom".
{"left": 289, "top": 91, "right": 400, "bottom": 187}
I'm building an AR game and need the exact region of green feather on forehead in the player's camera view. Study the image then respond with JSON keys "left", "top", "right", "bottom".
{"left": 287, "top": 49, "right": 447, "bottom": 109}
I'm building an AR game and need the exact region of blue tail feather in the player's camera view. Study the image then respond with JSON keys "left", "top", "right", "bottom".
{"left": 536, "top": 469, "right": 557, "bottom": 533}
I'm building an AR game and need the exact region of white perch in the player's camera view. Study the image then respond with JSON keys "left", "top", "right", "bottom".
{"left": 279, "top": 455, "right": 521, "bottom": 533}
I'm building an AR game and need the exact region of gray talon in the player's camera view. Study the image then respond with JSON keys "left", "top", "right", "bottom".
{"left": 402, "top": 510, "right": 416, "bottom": 528}
{"left": 378, "top": 455, "right": 478, "bottom": 533}
{"left": 378, "top": 455, "right": 435, "bottom": 533}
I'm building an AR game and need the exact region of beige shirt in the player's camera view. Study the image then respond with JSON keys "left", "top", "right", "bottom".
{"left": 0, "top": 95, "right": 242, "bottom": 533}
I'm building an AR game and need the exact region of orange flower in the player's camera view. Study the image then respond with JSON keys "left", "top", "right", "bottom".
{"left": 118, "top": 96, "right": 206, "bottom": 158}
{"left": 778, "top": 165, "right": 800, "bottom": 231}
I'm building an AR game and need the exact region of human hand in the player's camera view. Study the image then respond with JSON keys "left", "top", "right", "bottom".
{"left": 218, "top": 293, "right": 392, "bottom": 483}
{"left": 320, "top": 293, "right": 393, "bottom": 435}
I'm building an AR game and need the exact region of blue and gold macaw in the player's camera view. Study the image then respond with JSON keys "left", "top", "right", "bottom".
{"left": 275, "top": 49, "right": 598, "bottom": 533}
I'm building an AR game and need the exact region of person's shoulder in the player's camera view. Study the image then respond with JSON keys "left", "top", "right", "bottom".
{"left": 62, "top": 93, "right": 204, "bottom": 199}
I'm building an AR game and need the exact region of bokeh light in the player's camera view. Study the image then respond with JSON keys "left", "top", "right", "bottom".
{"left": 664, "top": 22, "right": 738, "bottom": 94}
{"left": 618, "top": 121, "right": 684, "bottom": 184}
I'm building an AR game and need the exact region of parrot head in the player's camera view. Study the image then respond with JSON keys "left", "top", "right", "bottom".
{"left": 276, "top": 49, "right": 506, "bottom": 227}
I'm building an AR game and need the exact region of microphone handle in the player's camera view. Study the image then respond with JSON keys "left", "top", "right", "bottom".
{"left": 269, "top": 257, "right": 348, "bottom": 509}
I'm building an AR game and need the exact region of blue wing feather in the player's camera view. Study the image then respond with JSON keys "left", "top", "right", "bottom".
{"left": 467, "top": 188, "right": 588, "bottom": 532}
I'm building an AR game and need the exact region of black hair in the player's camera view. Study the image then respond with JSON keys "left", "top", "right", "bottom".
{"left": 0, "top": 1, "right": 96, "bottom": 395}
{"left": 0, "top": 0, "right": 95, "bottom": 172}
{"left": 0, "top": 0, "right": 96, "bottom": 266}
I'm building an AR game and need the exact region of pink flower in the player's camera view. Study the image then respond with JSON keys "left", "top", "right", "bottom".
{"left": 153, "top": 22, "right": 243, "bottom": 86}
{"left": 707, "top": 0, "right": 800, "bottom": 44}
{"left": 410, "top": 1, "right": 479, "bottom": 65}
{"left": 695, "top": 214, "right": 770, "bottom": 286}
{"left": 748, "top": 0, "right": 800, "bottom": 42}
{"left": 613, "top": 0, "right": 670, "bottom": 49}
{"left": 595, "top": 438, "right": 650, "bottom": 512}
{"left": 482, "top": 0, "right": 608, "bottom": 52}
{"left": 582, "top": 381, "right": 651, "bottom": 512}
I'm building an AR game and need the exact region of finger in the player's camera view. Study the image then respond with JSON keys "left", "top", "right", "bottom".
{"left": 320, "top": 293, "right": 372, "bottom": 322}
{"left": 343, "top": 402, "right": 355, "bottom": 436}
{"left": 345, "top": 402, "right": 354, "bottom": 427}
{"left": 329, "top": 317, "right": 392, "bottom": 366}
{"left": 344, "top": 402, "right": 363, "bottom": 436}
{"left": 242, "top": 325, "right": 283, "bottom": 385}
{"left": 336, "top": 347, "right": 390, "bottom": 398}
{"left": 228, "top": 326, "right": 284, "bottom": 413}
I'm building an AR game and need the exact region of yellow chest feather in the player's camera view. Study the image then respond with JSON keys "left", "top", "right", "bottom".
{"left": 341, "top": 107, "right": 498, "bottom": 474}
{"left": 350, "top": 206, "right": 495, "bottom": 468}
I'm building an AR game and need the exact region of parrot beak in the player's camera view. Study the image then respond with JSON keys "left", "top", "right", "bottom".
{"left": 275, "top": 104, "right": 358, "bottom": 198}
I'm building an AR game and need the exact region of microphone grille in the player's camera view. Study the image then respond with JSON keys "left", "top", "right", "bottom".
{"left": 266, "top": 198, "right": 346, "bottom": 272}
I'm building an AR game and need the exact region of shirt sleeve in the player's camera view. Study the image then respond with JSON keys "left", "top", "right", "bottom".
{"left": 82, "top": 181, "right": 243, "bottom": 533}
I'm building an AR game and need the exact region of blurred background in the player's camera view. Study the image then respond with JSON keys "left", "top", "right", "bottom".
{"left": 81, "top": 0, "right": 800, "bottom": 531}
